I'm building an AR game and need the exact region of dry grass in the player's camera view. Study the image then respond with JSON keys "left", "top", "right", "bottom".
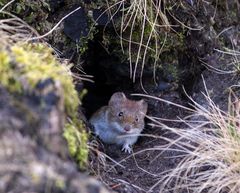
{"left": 0, "top": 0, "right": 37, "bottom": 45}
{"left": 0, "top": 12, "right": 39, "bottom": 47}
{"left": 105, "top": 0, "right": 171, "bottom": 89}
{"left": 146, "top": 84, "right": 240, "bottom": 193}
{"left": 0, "top": 2, "right": 93, "bottom": 83}
{"left": 104, "top": 0, "right": 202, "bottom": 92}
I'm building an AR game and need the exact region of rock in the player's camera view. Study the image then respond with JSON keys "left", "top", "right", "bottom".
{"left": 64, "top": 7, "right": 89, "bottom": 42}
{"left": 0, "top": 40, "right": 110, "bottom": 192}
{"left": 0, "top": 85, "right": 110, "bottom": 193}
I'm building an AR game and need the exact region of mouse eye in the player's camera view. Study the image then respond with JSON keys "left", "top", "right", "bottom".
{"left": 118, "top": 112, "right": 123, "bottom": 117}
{"left": 135, "top": 117, "right": 139, "bottom": 122}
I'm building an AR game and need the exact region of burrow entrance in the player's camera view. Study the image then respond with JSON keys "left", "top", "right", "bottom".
{"left": 80, "top": 33, "right": 202, "bottom": 119}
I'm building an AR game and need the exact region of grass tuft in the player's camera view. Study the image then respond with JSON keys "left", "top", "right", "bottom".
{"left": 151, "top": 88, "right": 240, "bottom": 193}
{"left": 104, "top": 0, "right": 202, "bottom": 91}
{"left": 106, "top": 0, "right": 171, "bottom": 87}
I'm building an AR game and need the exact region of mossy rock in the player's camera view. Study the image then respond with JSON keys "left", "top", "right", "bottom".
{"left": 0, "top": 42, "right": 88, "bottom": 168}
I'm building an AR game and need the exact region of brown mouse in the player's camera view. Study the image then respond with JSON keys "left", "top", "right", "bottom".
{"left": 90, "top": 92, "right": 148, "bottom": 153}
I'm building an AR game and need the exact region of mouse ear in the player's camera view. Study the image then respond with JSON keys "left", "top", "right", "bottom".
{"left": 138, "top": 99, "right": 148, "bottom": 115}
{"left": 109, "top": 92, "right": 126, "bottom": 106}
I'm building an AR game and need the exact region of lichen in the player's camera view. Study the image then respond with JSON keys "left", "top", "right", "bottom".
{"left": 63, "top": 121, "right": 89, "bottom": 169}
{"left": 2, "top": 43, "right": 79, "bottom": 117}
{"left": 0, "top": 42, "right": 89, "bottom": 169}
{"left": 0, "top": 51, "right": 22, "bottom": 92}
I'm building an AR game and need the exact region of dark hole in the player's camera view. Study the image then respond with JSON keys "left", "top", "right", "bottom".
{"left": 81, "top": 30, "right": 134, "bottom": 118}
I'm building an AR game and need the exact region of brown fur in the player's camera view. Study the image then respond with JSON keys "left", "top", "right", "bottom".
{"left": 89, "top": 92, "right": 148, "bottom": 152}
{"left": 107, "top": 92, "right": 147, "bottom": 130}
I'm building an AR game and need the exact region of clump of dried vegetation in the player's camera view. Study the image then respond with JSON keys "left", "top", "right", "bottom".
{"left": 148, "top": 84, "right": 240, "bottom": 193}
{"left": 104, "top": 0, "right": 201, "bottom": 91}
{"left": 108, "top": 0, "right": 171, "bottom": 82}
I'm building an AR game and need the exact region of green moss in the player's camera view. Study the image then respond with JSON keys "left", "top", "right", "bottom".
{"left": 0, "top": 42, "right": 89, "bottom": 169}
{"left": 12, "top": 0, "right": 50, "bottom": 15}
{"left": 164, "top": 62, "right": 179, "bottom": 81}
{"left": 0, "top": 0, "right": 6, "bottom": 6}
{"left": 63, "top": 121, "right": 89, "bottom": 169}
{"left": 0, "top": 51, "right": 22, "bottom": 92}
{"left": 1, "top": 0, "right": 50, "bottom": 33}
{"left": 55, "top": 178, "right": 66, "bottom": 190}
{"left": 7, "top": 43, "right": 79, "bottom": 117}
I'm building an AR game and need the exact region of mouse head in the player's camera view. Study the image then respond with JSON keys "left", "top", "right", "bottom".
{"left": 108, "top": 92, "right": 148, "bottom": 134}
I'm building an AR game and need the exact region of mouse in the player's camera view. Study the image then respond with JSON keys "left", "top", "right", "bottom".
{"left": 89, "top": 92, "right": 148, "bottom": 153}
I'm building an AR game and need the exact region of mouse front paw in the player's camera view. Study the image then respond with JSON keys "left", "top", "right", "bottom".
{"left": 121, "top": 144, "right": 132, "bottom": 153}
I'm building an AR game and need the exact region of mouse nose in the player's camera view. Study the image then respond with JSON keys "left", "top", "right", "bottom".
{"left": 124, "top": 125, "right": 131, "bottom": 132}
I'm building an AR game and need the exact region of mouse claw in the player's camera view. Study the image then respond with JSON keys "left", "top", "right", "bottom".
{"left": 122, "top": 145, "right": 132, "bottom": 154}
